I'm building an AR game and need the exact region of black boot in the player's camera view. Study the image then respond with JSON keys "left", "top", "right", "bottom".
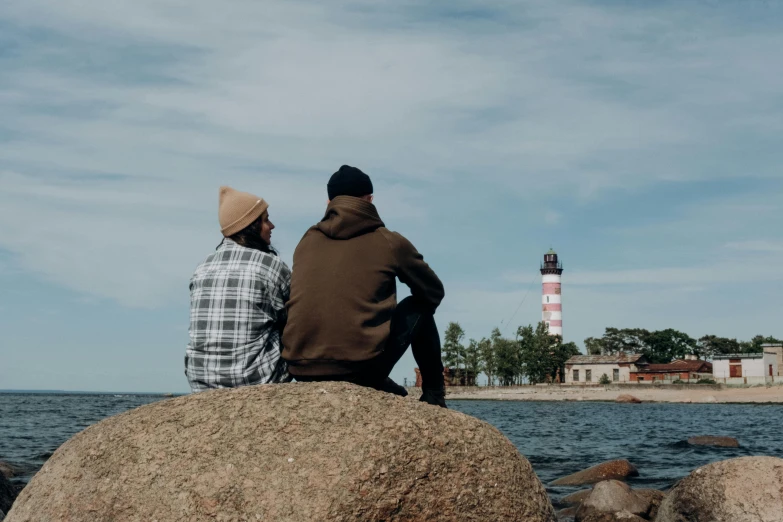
{"left": 419, "top": 388, "right": 447, "bottom": 408}
{"left": 378, "top": 377, "right": 408, "bottom": 397}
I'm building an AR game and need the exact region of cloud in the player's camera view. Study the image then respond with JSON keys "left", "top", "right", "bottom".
{"left": 1, "top": 0, "right": 782, "bottom": 309}
{"left": 724, "top": 240, "right": 783, "bottom": 253}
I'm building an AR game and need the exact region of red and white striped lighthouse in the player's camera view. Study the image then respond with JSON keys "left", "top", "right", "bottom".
{"left": 540, "top": 249, "right": 563, "bottom": 337}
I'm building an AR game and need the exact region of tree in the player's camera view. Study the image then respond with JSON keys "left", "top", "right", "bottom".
{"left": 516, "top": 323, "right": 580, "bottom": 384}
{"left": 599, "top": 373, "right": 611, "bottom": 385}
{"left": 740, "top": 335, "right": 783, "bottom": 353}
{"left": 442, "top": 322, "right": 465, "bottom": 371}
{"left": 478, "top": 337, "right": 495, "bottom": 386}
{"left": 600, "top": 328, "right": 650, "bottom": 354}
{"left": 463, "top": 339, "right": 483, "bottom": 383}
{"left": 492, "top": 327, "right": 519, "bottom": 386}
{"left": 584, "top": 336, "right": 604, "bottom": 355}
{"left": 697, "top": 335, "right": 741, "bottom": 358}
{"left": 643, "top": 329, "right": 696, "bottom": 363}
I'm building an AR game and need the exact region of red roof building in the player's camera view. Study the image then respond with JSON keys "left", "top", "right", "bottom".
{"left": 630, "top": 357, "right": 713, "bottom": 383}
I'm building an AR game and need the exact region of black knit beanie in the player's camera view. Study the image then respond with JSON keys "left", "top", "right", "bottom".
{"left": 327, "top": 165, "right": 374, "bottom": 200}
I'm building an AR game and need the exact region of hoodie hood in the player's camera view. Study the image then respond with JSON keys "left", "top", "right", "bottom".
{"left": 316, "top": 196, "right": 384, "bottom": 239}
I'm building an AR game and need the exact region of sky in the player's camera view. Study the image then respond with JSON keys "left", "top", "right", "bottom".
{"left": 1, "top": 0, "right": 782, "bottom": 393}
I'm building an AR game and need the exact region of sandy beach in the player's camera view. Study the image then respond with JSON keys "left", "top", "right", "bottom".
{"left": 437, "top": 384, "right": 783, "bottom": 404}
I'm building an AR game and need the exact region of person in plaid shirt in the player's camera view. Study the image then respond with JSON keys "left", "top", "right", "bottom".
{"left": 185, "top": 186, "right": 292, "bottom": 392}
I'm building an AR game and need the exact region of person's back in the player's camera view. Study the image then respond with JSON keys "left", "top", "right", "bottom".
{"left": 282, "top": 165, "right": 447, "bottom": 406}
{"left": 186, "top": 186, "right": 291, "bottom": 392}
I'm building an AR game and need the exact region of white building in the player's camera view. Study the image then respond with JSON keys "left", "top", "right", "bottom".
{"left": 761, "top": 344, "right": 783, "bottom": 376}
{"left": 564, "top": 354, "right": 648, "bottom": 384}
{"left": 712, "top": 352, "right": 779, "bottom": 384}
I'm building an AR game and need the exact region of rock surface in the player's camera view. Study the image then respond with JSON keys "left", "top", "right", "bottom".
{"left": 578, "top": 511, "right": 645, "bottom": 521}
{"left": 0, "top": 473, "right": 16, "bottom": 515}
{"left": 0, "top": 463, "right": 18, "bottom": 480}
{"left": 686, "top": 436, "right": 739, "bottom": 448}
{"left": 634, "top": 489, "right": 665, "bottom": 520}
{"left": 562, "top": 488, "right": 593, "bottom": 505}
{"left": 575, "top": 481, "right": 649, "bottom": 521}
{"left": 551, "top": 460, "right": 639, "bottom": 487}
{"left": 615, "top": 395, "right": 642, "bottom": 404}
{"left": 655, "top": 456, "right": 783, "bottom": 522}
{"left": 6, "top": 382, "right": 556, "bottom": 522}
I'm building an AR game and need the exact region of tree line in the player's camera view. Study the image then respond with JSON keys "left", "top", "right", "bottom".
{"left": 584, "top": 328, "right": 781, "bottom": 364}
{"left": 441, "top": 322, "right": 580, "bottom": 385}
{"left": 440, "top": 323, "right": 781, "bottom": 385}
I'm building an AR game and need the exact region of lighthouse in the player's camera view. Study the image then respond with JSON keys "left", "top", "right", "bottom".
{"left": 540, "top": 249, "right": 564, "bottom": 337}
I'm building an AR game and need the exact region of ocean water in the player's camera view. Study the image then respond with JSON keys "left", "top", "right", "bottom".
{"left": 2, "top": 393, "right": 782, "bottom": 506}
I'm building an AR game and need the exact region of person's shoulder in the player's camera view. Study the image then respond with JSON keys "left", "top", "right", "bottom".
{"left": 377, "top": 228, "right": 414, "bottom": 250}
{"left": 229, "top": 244, "right": 289, "bottom": 278}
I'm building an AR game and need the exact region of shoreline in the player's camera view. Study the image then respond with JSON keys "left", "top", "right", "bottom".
{"left": 406, "top": 384, "right": 783, "bottom": 404}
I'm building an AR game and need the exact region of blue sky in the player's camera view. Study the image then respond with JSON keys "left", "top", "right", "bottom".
{"left": 1, "top": 0, "right": 781, "bottom": 392}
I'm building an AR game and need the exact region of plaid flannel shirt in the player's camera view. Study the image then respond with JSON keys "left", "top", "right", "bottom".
{"left": 185, "top": 238, "right": 291, "bottom": 392}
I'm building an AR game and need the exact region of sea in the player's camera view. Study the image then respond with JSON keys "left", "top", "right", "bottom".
{"left": 2, "top": 393, "right": 783, "bottom": 507}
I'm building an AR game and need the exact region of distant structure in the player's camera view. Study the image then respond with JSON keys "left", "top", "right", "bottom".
{"left": 541, "top": 249, "right": 563, "bottom": 337}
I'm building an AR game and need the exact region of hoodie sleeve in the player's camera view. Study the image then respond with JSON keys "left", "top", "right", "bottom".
{"left": 389, "top": 231, "right": 445, "bottom": 312}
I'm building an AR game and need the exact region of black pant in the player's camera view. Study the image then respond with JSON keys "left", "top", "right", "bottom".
{"left": 295, "top": 296, "right": 445, "bottom": 390}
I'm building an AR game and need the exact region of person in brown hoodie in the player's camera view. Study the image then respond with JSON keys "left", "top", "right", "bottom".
{"left": 282, "top": 165, "right": 447, "bottom": 407}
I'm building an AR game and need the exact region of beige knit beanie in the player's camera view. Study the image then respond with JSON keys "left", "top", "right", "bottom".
{"left": 218, "top": 186, "right": 269, "bottom": 237}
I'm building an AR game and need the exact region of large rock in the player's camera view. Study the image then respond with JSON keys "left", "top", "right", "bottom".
{"left": 578, "top": 512, "right": 645, "bottom": 522}
{"left": 615, "top": 395, "right": 642, "bottom": 404}
{"left": 0, "top": 463, "right": 18, "bottom": 480}
{"left": 562, "top": 488, "right": 593, "bottom": 505}
{"left": 634, "top": 489, "right": 665, "bottom": 520}
{"left": 7, "top": 382, "right": 556, "bottom": 522}
{"left": 575, "top": 481, "right": 649, "bottom": 521}
{"left": 686, "top": 436, "right": 739, "bottom": 448}
{"left": 551, "top": 460, "right": 639, "bottom": 487}
{"left": 0, "top": 473, "right": 16, "bottom": 515}
{"left": 655, "top": 456, "right": 783, "bottom": 522}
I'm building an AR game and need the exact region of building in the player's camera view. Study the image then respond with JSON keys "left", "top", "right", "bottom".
{"left": 712, "top": 352, "right": 779, "bottom": 384}
{"left": 564, "top": 354, "right": 648, "bottom": 384}
{"left": 761, "top": 344, "right": 783, "bottom": 376}
{"left": 541, "top": 249, "right": 563, "bottom": 336}
{"left": 630, "top": 356, "right": 713, "bottom": 383}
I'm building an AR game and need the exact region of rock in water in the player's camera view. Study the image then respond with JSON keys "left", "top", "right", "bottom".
{"left": 0, "top": 463, "right": 19, "bottom": 480}
{"left": 686, "top": 435, "right": 739, "bottom": 448}
{"left": 655, "top": 456, "right": 783, "bottom": 522}
{"left": 0, "top": 473, "right": 16, "bottom": 515}
{"left": 615, "top": 395, "right": 642, "bottom": 404}
{"left": 633, "top": 489, "right": 665, "bottom": 520}
{"left": 551, "top": 460, "right": 639, "bottom": 487}
{"left": 575, "top": 481, "right": 649, "bottom": 521}
{"left": 562, "top": 488, "right": 593, "bottom": 505}
{"left": 6, "top": 382, "right": 556, "bottom": 522}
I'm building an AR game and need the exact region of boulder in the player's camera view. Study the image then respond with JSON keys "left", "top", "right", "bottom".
{"left": 615, "top": 395, "right": 642, "bottom": 404}
{"left": 686, "top": 436, "right": 739, "bottom": 448}
{"left": 0, "top": 473, "right": 16, "bottom": 515}
{"left": 655, "top": 456, "right": 783, "bottom": 522}
{"left": 575, "top": 481, "right": 649, "bottom": 521}
{"left": 578, "top": 511, "right": 645, "bottom": 521}
{"left": 634, "top": 489, "right": 665, "bottom": 520}
{"left": 562, "top": 488, "right": 593, "bottom": 505}
{"left": 0, "top": 463, "right": 18, "bottom": 480}
{"left": 551, "top": 460, "right": 639, "bottom": 487}
{"left": 6, "top": 382, "right": 556, "bottom": 522}
{"left": 557, "top": 505, "right": 578, "bottom": 520}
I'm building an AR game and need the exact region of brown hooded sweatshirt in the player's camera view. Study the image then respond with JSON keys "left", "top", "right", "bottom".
{"left": 282, "top": 196, "right": 444, "bottom": 376}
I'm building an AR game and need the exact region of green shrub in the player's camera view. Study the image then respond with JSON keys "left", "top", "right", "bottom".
{"left": 697, "top": 378, "right": 716, "bottom": 385}
{"left": 598, "top": 373, "right": 611, "bottom": 385}
{"left": 673, "top": 379, "right": 684, "bottom": 384}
